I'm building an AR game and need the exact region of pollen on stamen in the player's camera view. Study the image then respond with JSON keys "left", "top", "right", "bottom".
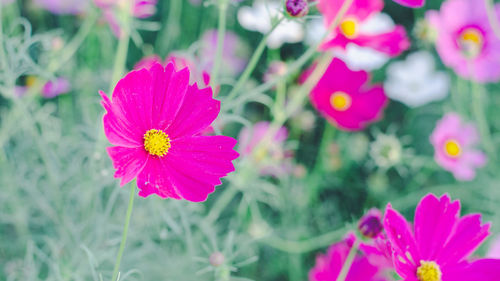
{"left": 416, "top": 260, "right": 442, "bottom": 281}
{"left": 144, "top": 129, "right": 171, "bottom": 157}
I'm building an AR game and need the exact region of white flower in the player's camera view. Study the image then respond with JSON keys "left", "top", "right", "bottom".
{"left": 384, "top": 51, "right": 450, "bottom": 107}
{"left": 369, "top": 133, "right": 403, "bottom": 169}
{"left": 305, "top": 18, "right": 326, "bottom": 46}
{"left": 237, "top": 1, "right": 304, "bottom": 49}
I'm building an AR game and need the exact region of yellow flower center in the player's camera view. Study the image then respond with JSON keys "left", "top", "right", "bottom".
{"left": 144, "top": 129, "right": 171, "bottom": 157}
{"left": 26, "top": 76, "right": 37, "bottom": 87}
{"left": 416, "top": 261, "right": 442, "bottom": 281}
{"left": 444, "top": 139, "right": 461, "bottom": 158}
{"left": 340, "top": 18, "right": 358, "bottom": 38}
{"left": 458, "top": 28, "right": 483, "bottom": 58}
{"left": 330, "top": 91, "right": 352, "bottom": 111}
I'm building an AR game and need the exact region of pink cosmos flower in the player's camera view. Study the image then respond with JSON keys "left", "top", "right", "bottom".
{"left": 309, "top": 58, "right": 388, "bottom": 131}
{"left": 309, "top": 238, "right": 387, "bottom": 281}
{"left": 430, "top": 113, "right": 486, "bottom": 181}
{"left": 34, "top": 0, "right": 88, "bottom": 14}
{"left": 199, "top": 30, "right": 248, "bottom": 77}
{"left": 384, "top": 193, "right": 500, "bottom": 281}
{"left": 318, "top": 0, "right": 410, "bottom": 56}
{"left": 392, "top": 0, "right": 424, "bottom": 8}
{"left": 238, "top": 122, "right": 292, "bottom": 177}
{"left": 42, "top": 77, "right": 70, "bottom": 98}
{"left": 101, "top": 63, "right": 239, "bottom": 202}
{"left": 95, "top": 0, "right": 157, "bottom": 37}
{"left": 426, "top": 0, "right": 500, "bottom": 83}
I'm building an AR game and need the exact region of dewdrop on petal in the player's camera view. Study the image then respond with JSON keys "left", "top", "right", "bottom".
{"left": 285, "top": 0, "right": 308, "bottom": 18}
{"left": 358, "top": 208, "right": 383, "bottom": 238}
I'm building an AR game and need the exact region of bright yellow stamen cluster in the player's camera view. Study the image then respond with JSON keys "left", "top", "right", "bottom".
{"left": 458, "top": 28, "right": 483, "bottom": 57}
{"left": 144, "top": 129, "right": 171, "bottom": 157}
{"left": 416, "top": 261, "right": 442, "bottom": 281}
{"left": 444, "top": 139, "right": 461, "bottom": 158}
{"left": 340, "top": 18, "right": 358, "bottom": 38}
{"left": 330, "top": 91, "right": 352, "bottom": 111}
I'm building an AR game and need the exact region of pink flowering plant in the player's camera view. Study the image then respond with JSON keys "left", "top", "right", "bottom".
{"left": 2, "top": 0, "right": 500, "bottom": 280}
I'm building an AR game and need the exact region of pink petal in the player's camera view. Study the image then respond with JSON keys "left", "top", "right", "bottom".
{"left": 152, "top": 63, "right": 190, "bottom": 131}
{"left": 414, "top": 194, "right": 460, "bottom": 260}
{"left": 318, "top": 0, "right": 384, "bottom": 28}
{"left": 101, "top": 91, "right": 143, "bottom": 147}
{"left": 392, "top": 0, "right": 425, "bottom": 8}
{"left": 350, "top": 85, "right": 388, "bottom": 122}
{"left": 445, "top": 259, "right": 500, "bottom": 281}
{"left": 107, "top": 146, "right": 149, "bottom": 186}
{"left": 352, "top": 26, "right": 410, "bottom": 56}
{"left": 136, "top": 158, "right": 182, "bottom": 199}
{"left": 166, "top": 84, "right": 219, "bottom": 139}
{"left": 110, "top": 68, "right": 154, "bottom": 133}
{"left": 439, "top": 214, "right": 490, "bottom": 265}
{"left": 383, "top": 204, "right": 420, "bottom": 278}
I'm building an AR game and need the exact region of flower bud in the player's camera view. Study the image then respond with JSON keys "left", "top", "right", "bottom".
{"left": 209, "top": 252, "right": 225, "bottom": 267}
{"left": 285, "top": 0, "right": 308, "bottom": 18}
{"left": 358, "top": 208, "right": 383, "bottom": 238}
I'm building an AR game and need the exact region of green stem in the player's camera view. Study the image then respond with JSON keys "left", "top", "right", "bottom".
{"left": 157, "top": 0, "right": 182, "bottom": 54}
{"left": 307, "top": 124, "right": 335, "bottom": 203}
{"left": 485, "top": 0, "right": 500, "bottom": 39}
{"left": 223, "top": 17, "right": 285, "bottom": 103}
{"left": 211, "top": 1, "right": 227, "bottom": 88}
{"left": 471, "top": 82, "right": 496, "bottom": 158}
{"left": 47, "top": 12, "right": 98, "bottom": 73}
{"left": 261, "top": 226, "right": 348, "bottom": 254}
{"left": 108, "top": 1, "right": 132, "bottom": 94}
{"left": 205, "top": 186, "right": 238, "bottom": 224}
{"left": 335, "top": 239, "right": 359, "bottom": 281}
{"left": 111, "top": 184, "right": 136, "bottom": 281}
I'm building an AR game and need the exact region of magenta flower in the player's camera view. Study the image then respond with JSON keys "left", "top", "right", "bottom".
{"left": 309, "top": 58, "right": 388, "bottom": 131}
{"left": 392, "top": 0, "right": 425, "bottom": 8}
{"left": 318, "top": 0, "right": 410, "bottom": 56}
{"left": 430, "top": 113, "right": 486, "bottom": 181}
{"left": 101, "top": 63, "right": 239, "bottom": 202}
{"left": 309, "top": 238, "right": 387, "bottom": 281}
{"left": 384, "top": 193, "right": 500, "bottom": 281}
{"left": 426, "top": 0, "right": 500, "bottom": 83}
{"left": 34, "top": 0, "right": 88, "bottom": 14}
{"left": 42, "top": 77, "right": 71, "bottom": 98}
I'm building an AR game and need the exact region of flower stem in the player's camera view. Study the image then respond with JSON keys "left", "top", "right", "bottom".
{"left": 211, "top": 1, "right": 228, "bottom": 88}
{"left": 223, "top": 17, "right": 284, "bottom": 103}
{"left": 205, "top": 186, "right": 238, "bottom": 224}
{"left": 261, "top": 225, "right": 348, "bottom": 253}
{"left": 108, "top": 0, "right": 133, "bottom": 94}
{"left": 47, "top": 11, "right": 98, "bottom": 73}
{"left": 111, "top": 184, "right": 136, "bottom": 281}
{"left": 471, "top": 81, "right": 496, "bottom": 158}
{"left": 335, "top": 239, "right": 359, "bottom": 281}
{"left": 485, "top": 0, "right": 500, "bottom": 39}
